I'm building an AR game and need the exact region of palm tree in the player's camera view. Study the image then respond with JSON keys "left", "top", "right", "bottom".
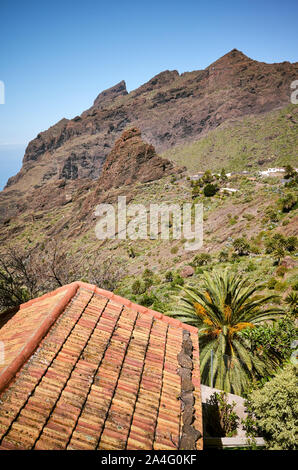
{"left": 169, "top": 269, "right": 283, "bottom": 394}
{"left": 273, "top": 246, "right": 285, "bottom": 265}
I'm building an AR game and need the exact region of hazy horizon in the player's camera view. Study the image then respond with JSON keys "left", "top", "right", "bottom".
{"left": 0, "top": 144, "right": 25, "bottom": 190}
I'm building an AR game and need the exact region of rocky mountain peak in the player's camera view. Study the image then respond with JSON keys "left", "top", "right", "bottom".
{"left": 134, "top": 70, "right": 179, "bottom": 95}
{"left": 226, "top": 48, "right": 248, "bottom": 59}
{"left": 93, "top": 80, "right": 128, "bottom": 109}
{"left": 97, "top": 127, "right": 178, "bottom": 191}
{"left": 208, "top": 48, "right": 250, "bottom": 69}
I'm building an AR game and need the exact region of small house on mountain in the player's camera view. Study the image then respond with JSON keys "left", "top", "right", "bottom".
{"left": 0, "top": 282, "right": 203, "bottom": 450}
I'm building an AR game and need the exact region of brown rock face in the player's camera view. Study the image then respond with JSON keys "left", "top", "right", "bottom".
{"left": 4, "top": 49, "right": 298, "bottom": 191}
{"left": 98, "top": 127, "right": 177, "bottom": 191}
{"left": 1, "top": 49, "right": 298, "bottom": 223}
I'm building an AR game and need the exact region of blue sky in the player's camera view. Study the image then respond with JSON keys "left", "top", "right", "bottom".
{"left": 0, "top": 0, "right": 297, "bottom": 189}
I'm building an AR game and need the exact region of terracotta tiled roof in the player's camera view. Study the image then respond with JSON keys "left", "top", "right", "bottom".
{"left": 0, "top": 282, "right": 203, "bottom": 450}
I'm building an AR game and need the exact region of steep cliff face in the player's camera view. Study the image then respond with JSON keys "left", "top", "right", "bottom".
{"left": 4, "top": 49, "right": 298, "bottom": 194}
{"left": 97, "top": 127, "right": 178, "bottom": 191}
{"left": 0, "top": 129, "right": 179, "bottom": 224}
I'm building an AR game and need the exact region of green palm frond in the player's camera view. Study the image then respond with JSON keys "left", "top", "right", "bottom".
{"left": 167, "top": 269, "right": 284, "bottom": 394}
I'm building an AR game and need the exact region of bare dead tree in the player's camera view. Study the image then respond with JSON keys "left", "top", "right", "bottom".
{"left": 44, "top": 241, "right": 79, "bottom": 287}
{"left": 0, "top": 243, "right": 125, "bottom": 312}
{"left": 0, "top": 246, "right": 41, "bottom": 309}
{"left": 87, "top": 255, "right": 125, "bottom": 292}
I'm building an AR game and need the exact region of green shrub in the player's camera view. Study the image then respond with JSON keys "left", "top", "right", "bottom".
{"left": 233, "top": 237, "right": 250, "bottom": 256}
{"left": 218, "top": 250, "right": 229, "bottom": 263}
{"left": 243, "top": 213, "right": 254, "bottom": 221}
{"left": 285, "top": 236, "right": 297, "bottom": 252}
{"left": 267, "top": 277, "right": 277, "bottom": 290}
{"left": 195, "top": 267, "right": 205, "bottom": 274}
{"left": 275, "top": 265, "right": 287, "bottom": 277}
{"left": 165, "top": 271, "right": 173, "bottom": 282}
{"left": 280, "top": 192, "right": 297, "bottom": 213}
{"left": 205, "top": 391, "right": 239, "bottom": 437}
{"left": 263, "top": 208, "right": 279, "bottom": 223}
{"left": 245, "top": 261, "right": 256, "bottom": 272}
{"left": 283, "top": 164, "right": 297, "bottom": 180}
{"left": 231, "top": 252, "right": 240, "bottom": 263}
{"left": 228, "top": 215, "right": 238, "bottom": 225}
{"left": 265, "top": 233, "right": 297, "bottom": 255}
{"left": 142, "top": 268, "right": 153, "bottom": 279}
{"left": 249, "top": 243, "right": 261, "bottom": 255}
{"left": 131, "top": 279, "right": 145, "bottom": 295}
{"left": 220, "top": 168, "right": 228, "bottom": 182}
{"left": 140, "top": 292, "right": 156, "bottom": 307}
{"left": 285, "top": 174, "right": 298, "bottom": 188}
{"left": 203, "top": 183, "right": 218, "bottom": 197}
{"left": 241, "top": 316, "right": 297, "bottom": 364}
{"left": 292, "top": 281, "right": 298, "bottom": 291}
{"left": 143, "top": 277, "right": 153, "bottom": 290}
{"left": 152, "top": 298, "right": 168, "bottom": 313}
{"left": 202, "top": 170, "right": 214, "bottom": 184}
{"left": 171, "top": 274, "right": 184, "bottom": 287}
{"left": 244, "top": 364, "right": 298, "bottom": 450}
{"left": 141, "top": 268, "right": 154, "bottom": 290}
{"left": 191, "top": 253, "right": 212, "bottom": 267}
{"left": 191, "top": 184, "right": 201, "bottom": 198}
{"left": 274, "top": 280, "right": 287, "bottom": 292}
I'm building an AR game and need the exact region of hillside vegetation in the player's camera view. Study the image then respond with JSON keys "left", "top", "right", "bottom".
{"left": 162, "top": 104, "right": 298, "bottom": 172}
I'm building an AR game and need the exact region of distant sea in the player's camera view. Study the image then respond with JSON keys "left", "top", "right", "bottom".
{"left": 0, "top": 144, "right": 26, "bottom": 190}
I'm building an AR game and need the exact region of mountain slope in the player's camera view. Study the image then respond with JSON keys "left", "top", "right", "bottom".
{"left": 4, "top": 49, "right": 298, "bottom": 191}
{"left": 0, "top": 49, "right": 297, "bottom": 225}
{"left": 162, "top": 104, "right": 298, "bottom": 172}
{"left": 0, "top": 128, "right": 297, "bottom": 312}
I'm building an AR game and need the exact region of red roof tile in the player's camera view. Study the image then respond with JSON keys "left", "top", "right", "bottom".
{"left": 0, "top": 281, "right": 203, "bottom": 450}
